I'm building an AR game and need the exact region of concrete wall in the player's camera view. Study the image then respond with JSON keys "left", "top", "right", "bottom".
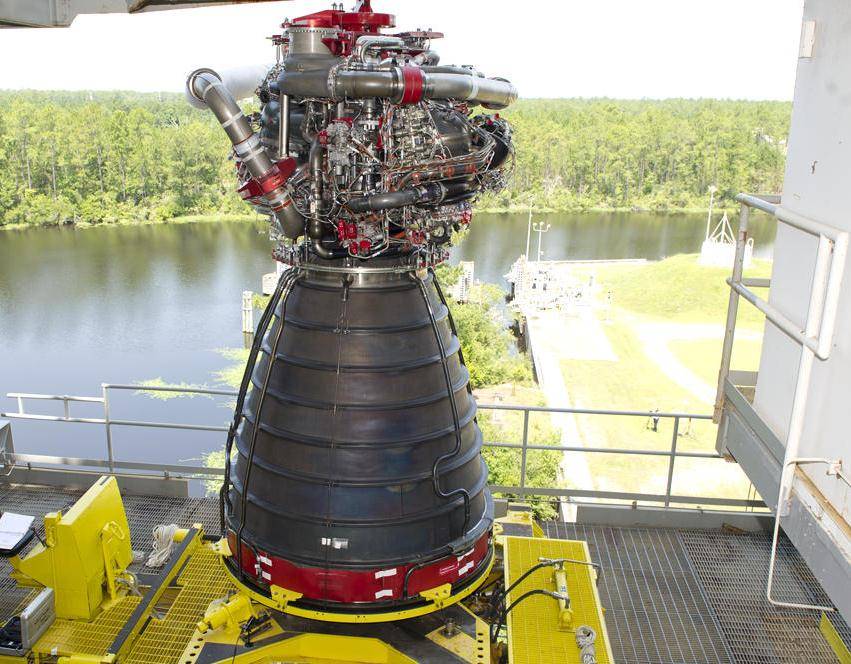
{"left": 753, "top": 0, "right": 851, "bottom": 521}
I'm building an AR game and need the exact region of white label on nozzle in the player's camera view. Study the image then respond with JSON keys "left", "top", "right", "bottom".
{"left": 375, "top": 589, "right": 394, "bottom": 599}
{"left": 258, "top": 555, "right": 272, "bottom": 566}
{"left": 457, "top": 549, "right": 474, "bottom": 563}
{"left": 321, "top": 537, "right": 349, "bottom": 549}
{"left": 458, "top": 561, "right": 474, "bottom": 576}
{"left": 375, "top": 568, "right": 397, "bottom": 579}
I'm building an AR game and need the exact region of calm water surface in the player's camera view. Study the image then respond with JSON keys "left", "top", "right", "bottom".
{"left": 0, "top": 212, "right": 776, "bottom": 480}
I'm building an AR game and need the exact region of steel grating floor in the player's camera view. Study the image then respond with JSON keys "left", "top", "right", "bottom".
{"left": 0, "top": 483, "right": 220, "bottom": 624}
{"left": 679, "top": 529, "right": 851, "bottom": 664}
{"left": 544, "top": 522, "right": 851, "bottom": 664}
{"left": 1, "top": 484, "right": 849, "bottom": 663}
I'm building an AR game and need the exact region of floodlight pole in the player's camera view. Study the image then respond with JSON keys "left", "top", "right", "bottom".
{"left": 706, "top": 185, "right": 718, "bottom": 240}
{"left": 525, "top": 207, "right": 532, "bottom": 259}
{"left": 533, "top": 222, "right": 551, "bottom": 262}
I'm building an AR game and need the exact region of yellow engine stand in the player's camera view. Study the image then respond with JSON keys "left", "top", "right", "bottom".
{"left": 9, "top": 476, "right": 134, "bottom": 620}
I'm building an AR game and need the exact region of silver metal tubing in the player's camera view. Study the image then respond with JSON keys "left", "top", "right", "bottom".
{"left": 354, "top": 35, "right": 405, "bottom": 63}
{"left": 106, "top": 383, "right": 237, "bottom": 397}
{"left": 6, "top": 392, "right": 104, "bottom": 403}
{"left": 488, "top": 485, "right": 763, "bottom": 508}
{"left": 484, "top": 441, "right": 718, "bottom": 458}
{"left": 714, "top": 202, "right": 749, "bottom": 422}
{"left": 278, "top": 93, "right": 290, "bottom": 159}
{"left": 424, "top": 73, "right": 518, "bottom": 109}
{"left": 187, "top": 68, "right": 305, "bottom": 239}
{"left": 331, "top": 69, "right": 517, "bottom": 109}
{"left": 734, "top": 193, "right": 780, "bottom": 215}
{"left": 9, "top": 452, "right": 224, "bottom": 477}
{"left": 478, "top": 403, "right": 712, "bottom": 419}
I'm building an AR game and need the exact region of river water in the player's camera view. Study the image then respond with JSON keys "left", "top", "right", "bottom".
{"left": 0, "top": 211, "right": 776, "bottom": 478}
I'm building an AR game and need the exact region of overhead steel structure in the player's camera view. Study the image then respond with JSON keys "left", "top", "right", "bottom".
{"left": 0, "top": 0, "right": 279, "bottom": 28}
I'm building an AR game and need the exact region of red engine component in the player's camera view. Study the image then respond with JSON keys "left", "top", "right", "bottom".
{"left": 228, "top": 530, "right": 491, "bottom": 605}
{"left": 287, "top": 0, "right": 396, "bottom": 57}
{"left": 237, "top": 157, "right": 297, "bottom": 201}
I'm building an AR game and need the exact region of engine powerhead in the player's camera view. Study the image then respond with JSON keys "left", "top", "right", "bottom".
{"left": 188, "top": 0, "right": 516, "bottom": 269}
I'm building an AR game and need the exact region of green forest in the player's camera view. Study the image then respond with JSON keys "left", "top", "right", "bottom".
{"left": 0, "top": 91, "right": 790, "bottom": 227}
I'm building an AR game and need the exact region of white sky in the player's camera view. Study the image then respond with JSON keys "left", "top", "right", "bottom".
{"left": 0, "top": 0, "right": 805, "bottom": 99}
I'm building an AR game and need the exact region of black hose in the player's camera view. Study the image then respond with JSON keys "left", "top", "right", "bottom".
{"left": 312, "top": 238, "right": 349, "bottom": 259}
{"left": 490, "top": 589, "right": 565, "bottom": 643}
{"left": 346, "top": 187, "right": 424, "bottom": 213}
{"left": 230, "top": 269, "right": 300, "bottom": 580}
{"left": 414, "top": 270, "right": 471, "bottom": 535}
{"left": 219, "top": 268, "right": 293, "bottom": 535}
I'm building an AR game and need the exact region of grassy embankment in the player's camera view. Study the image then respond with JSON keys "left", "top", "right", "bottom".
{"left": 0, "top": 213, "right": 260, "bottom": 233}
{"left": 556, "top": 254, "right": 771, "bottom": 503}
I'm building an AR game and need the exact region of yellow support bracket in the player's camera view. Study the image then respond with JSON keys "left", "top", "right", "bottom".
{"left": 210, "top": 537, "right": 232, "bottom": 558}
{"left": 419, "top": 583, "right": 452, "bottom": 610}
{"left": 270, "top": 585, "right": 303, "bottom": 611}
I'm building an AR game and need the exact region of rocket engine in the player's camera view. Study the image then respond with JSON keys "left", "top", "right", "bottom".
{"left": 187, "top": 0, "right": 516, "bottom": 619}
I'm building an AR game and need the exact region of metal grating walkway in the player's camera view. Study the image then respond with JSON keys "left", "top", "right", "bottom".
{"left": 0, "top": 483, "right": 220, "bottom": 624}
{"left": 680, "top": 529, "right": 851, "bottom": 664}
{"left": 545, "top": 522, "right": 734, "bottom": 664}
{"left": 1, "top": 484, "right": 850, "bottom": 663}
{"left": 545, "top": 522, "right": 851, "bottom": 664}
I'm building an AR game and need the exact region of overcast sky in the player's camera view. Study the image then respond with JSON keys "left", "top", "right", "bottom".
{"left": 0, "top": 0, "right": 805, "bottom": 99}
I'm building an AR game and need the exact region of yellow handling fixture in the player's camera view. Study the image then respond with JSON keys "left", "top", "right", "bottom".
{"left": 9, "top": 476, "right": 134, "bottom": 620}
{"left": 547, "top": 558, "right": 575, "bottom": 630}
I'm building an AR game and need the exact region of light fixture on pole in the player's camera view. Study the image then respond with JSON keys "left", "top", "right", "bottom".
{"left": 706, "top": 185, "right": 718, "bottom": 240}
{"left": 525, "top": 207, "right": 533, "bottom": 259}
{"left": 533, "top": 221, "right": 551, "bottom": 262}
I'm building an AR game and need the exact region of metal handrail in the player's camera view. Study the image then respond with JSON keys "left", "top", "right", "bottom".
{"left": 715, "top": 193, "right": 850, "bottom": 612}
{"left": 0, "top": 384, "right": 760, "bottom": 511}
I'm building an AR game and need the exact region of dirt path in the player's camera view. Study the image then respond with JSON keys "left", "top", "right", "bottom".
{"left": 524, "top": 309, "right": 601, "bottom": 519}
{"left": 636, "top": 322, "right": 761, "bottom": 405}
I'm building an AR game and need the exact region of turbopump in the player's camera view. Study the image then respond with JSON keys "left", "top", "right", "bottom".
{"left": 187, "top": 0, "right": 517, "bottom": 621}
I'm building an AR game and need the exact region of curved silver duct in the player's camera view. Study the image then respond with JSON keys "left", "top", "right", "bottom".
{"left": 354, "top": 35, "right": 405, "bottom": 63}
{"left": 187, "top": 69, "right": 305, "bottom": 239}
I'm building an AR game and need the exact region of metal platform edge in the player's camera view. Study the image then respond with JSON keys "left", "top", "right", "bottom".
{"left": 718, "top": 376, "right": 851, "bottom": 619}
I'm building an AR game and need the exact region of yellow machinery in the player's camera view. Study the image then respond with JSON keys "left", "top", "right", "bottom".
{"left": 0, "top": 479, "right": 613, "bottom": 663}
{"left": 9, "top": 476, "right": 134, "bottom": 621}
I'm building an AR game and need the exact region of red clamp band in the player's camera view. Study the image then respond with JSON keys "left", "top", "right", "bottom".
{"left": 237, "top": 157, "right": 297, "bottom": 201}
{"left": 400, "top": 66, "right": 425, "bottom": 105}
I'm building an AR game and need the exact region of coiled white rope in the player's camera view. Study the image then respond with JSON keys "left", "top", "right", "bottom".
{"left": 575, "top": 625, "right": 597, "bottom": 664}
{"left": 145, "top": 524, "right": 180, "bottom": 568}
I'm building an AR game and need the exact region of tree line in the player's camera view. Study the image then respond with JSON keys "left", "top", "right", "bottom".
{"left": 0, "top": 91, "right": 790, "bottom": 227}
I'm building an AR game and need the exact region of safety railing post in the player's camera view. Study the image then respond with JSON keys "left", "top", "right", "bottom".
{"left": 664, "top": 416, "right": 680, "bottom": 507}
{"left": 102, "top": 384, "right": 115, "bottom": 472}
{"left": 519, "top": 409, "right": 530, "bottom": 490}
{"left": 715, "top": 202, "right": 750, "bottom": 423}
